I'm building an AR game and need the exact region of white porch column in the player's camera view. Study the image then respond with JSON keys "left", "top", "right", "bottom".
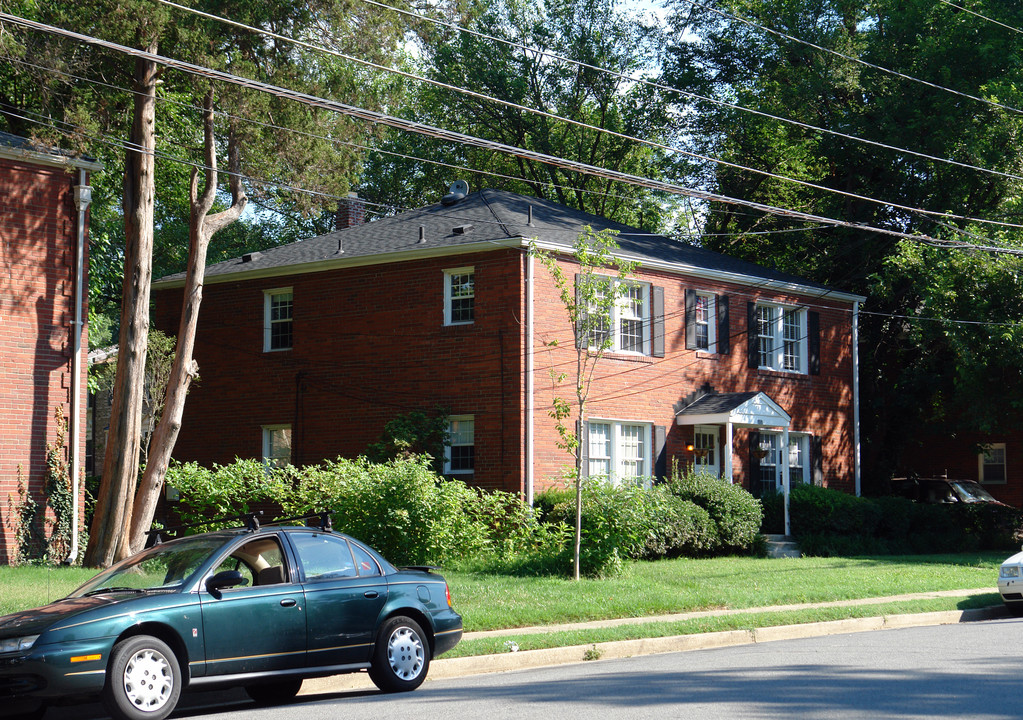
{"left": 782, "top": 427, "right": 791, "bottom": 536}
{"left": 725, "top": 421, "right": 734, "bottom": 482}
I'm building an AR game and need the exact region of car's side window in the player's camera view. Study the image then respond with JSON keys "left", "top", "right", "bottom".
{"left": 215, "top": 537, "right": 290, "bottom": 588}
{"left": 350, "top": 541, "right": 381, "bottom": 577}
{"left": 291, "top": 533, "right": 357, "bottom": 581}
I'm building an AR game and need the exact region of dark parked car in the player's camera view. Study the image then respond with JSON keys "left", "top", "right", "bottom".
{"left": 0, "top": 516, "right": 462, "bottom": 720}
{"left": 890, "top": 477, "right": 1006, "bottom": 505}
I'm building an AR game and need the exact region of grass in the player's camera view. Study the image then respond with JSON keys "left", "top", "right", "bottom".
{"left": 444, "top": 553, "right": 1002, "bottom": 631}
{"left": 1, "top": 553, "right": 1003, "bottom": 656}
{"left": 446, "top": 594, "right": 1002, "bottom": 658}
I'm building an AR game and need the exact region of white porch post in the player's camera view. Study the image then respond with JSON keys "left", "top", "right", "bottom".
{"left": 783, "top": 427, "right": 791, "bottom": 536}
{"left": 725, "top": 421, "right": 734, "bottom": 482}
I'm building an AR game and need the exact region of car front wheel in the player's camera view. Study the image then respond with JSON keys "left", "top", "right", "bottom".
{"left": 369, "top": 616, "right": 431, "bottom": 692}
{"left": 103, "top": 635, "right": 182, "bottom": 720}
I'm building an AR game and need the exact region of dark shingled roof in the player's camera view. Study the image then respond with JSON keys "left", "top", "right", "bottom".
{"left": 0, "top": 131, "right": 101, "bottom": 169}
{"left": 156, "top": 188, "right": 849, "bottom": 297}
{"left": 675, "top": 392, "right": 762, "bottom": 417}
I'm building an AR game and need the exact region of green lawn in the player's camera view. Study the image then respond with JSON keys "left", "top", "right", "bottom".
{"left": 444, "top": 553, "right": 1001, "bottom": 631}
{"left": 1, "top": 553, "right": 1002, "bottom": 650}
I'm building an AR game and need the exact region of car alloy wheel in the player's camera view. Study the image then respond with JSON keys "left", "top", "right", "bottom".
{"left": 387, "top": 625, "right": 425, "bottom": 681}
{"left": 369, "top": 616, "right": 431, "bottom": 692}
{"left": 104, "top": 635, "right": 181, "bottom": 720}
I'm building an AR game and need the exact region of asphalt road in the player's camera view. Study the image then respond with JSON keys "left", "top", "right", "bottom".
{"left": 38, "top": 617, "right": 1023, "bottom": 720}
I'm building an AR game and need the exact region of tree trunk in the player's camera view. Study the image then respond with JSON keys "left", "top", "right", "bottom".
{"left": 126, "top": 88, "right": 246, "bottom": 554}
{"left": 84, "top": 47, "right": 158, "bottom": 567}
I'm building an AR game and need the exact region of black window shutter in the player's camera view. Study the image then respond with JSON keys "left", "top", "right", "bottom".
{"left": 808, "top": 310, "right": 821, "bottom": 375}
{"left": 652, "top": 286, "right": 665, "bottom": 358}
{"left": 811, "top": 435, "right": 824, "bottom": 485}
{"left": 749, "top": 431, "right": 762, "bottom": 497}
{"left": 654, "top": 425, "right": 667, "bottom": 480}
{"left": 685, "top": 288, "right": 697, "bottom": 350}
{"left": 718, "top": 295, "right": 730, "bottom": 355}
{"left": 747, "top": 302, "right": 758, "bottom": 369}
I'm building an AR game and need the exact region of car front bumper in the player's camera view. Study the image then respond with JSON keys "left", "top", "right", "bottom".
{"left": 0, "top": 636, "right": 112, "bottom": 701}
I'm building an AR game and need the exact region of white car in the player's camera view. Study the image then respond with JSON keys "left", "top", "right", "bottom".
{"left": 998, "top": 548, "right": 1023, "bottom": 614}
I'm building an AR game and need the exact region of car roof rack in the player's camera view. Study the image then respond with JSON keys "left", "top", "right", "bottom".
{"left": 145, "top": 511, "right": 264, "bottom": 547}
{"left": 264, "top": 511, "right": 333, "bottom": 532}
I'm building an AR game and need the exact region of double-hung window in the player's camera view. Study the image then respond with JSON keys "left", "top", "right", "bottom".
{"left": 979, "top": 443, "right": 1007, "bottom": 484}
{"left": 585, "top": 280, "right": 651, "bottom": 355}
{"left": 445, "top": 415, "right": 475, "bottom": 474}
{"left": 262, "top": 425, "right": 292, "bottom": 467}
{"left": 587, "top": 420, "right": 652, "bottom": 485}
{"left": 756, "top": 303, "right": 806, "bottom": 373}
{"left": 444, "top": 268, "right": 475, "bottom": 325}
{"left": 695, "top": 293, "right": 715, "bottom": 351}
{"left": 264, "top": 289, "right": 293, "bottom": 352}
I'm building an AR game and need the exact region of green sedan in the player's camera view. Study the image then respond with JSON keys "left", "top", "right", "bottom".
{"left": 0, "top": 520, "right": 463, "bottom": 720}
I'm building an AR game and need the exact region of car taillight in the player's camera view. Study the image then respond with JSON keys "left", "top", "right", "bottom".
{"left": 446, "top": 583, "right": 453, "bottom": 607}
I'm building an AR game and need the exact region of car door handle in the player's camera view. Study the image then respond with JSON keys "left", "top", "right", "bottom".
{"left": 280, "top": 598, "right": 297, "bottom": 607}
{"left": 364, "top": 591, "right": 379, "bottom": 599}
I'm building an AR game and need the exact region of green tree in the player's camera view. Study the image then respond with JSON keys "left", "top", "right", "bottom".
{"left": 1, "top": 0, "right": 408, "bottom": 563}
{"left": 533, "top": 226, "right": 638, "bottom": 580}
{"left": 660, "top": 0, "right": 1023, "bottom": 484}
{"left": 361, "top": 0, "right": 675, "bottom": 229}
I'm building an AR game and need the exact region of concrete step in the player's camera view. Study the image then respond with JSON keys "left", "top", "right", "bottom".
{"left": 763, "top": 533, "right": 801, "bottom": 559}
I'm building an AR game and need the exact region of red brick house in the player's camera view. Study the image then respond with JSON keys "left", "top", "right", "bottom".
{"left": 0, "top": 132, "right": 99, "bottom": 564}
{"left": 898, "top": 433, "right": 1021, "bottom": 507}
{"left": 152, "top": 187, "right": 864, "bottom": 510}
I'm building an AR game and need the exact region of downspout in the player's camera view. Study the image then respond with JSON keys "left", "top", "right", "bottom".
{"left": 68, "top": 172, "right": 92, "bottom": 563}
{"left": 853, "top": 301, "right": 861, "bottom": 497}
{"left": 525, "top": 251, "right": 535, "bottom": 507}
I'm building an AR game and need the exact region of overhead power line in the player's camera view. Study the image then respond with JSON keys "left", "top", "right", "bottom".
{"left": 683, "top": 0, "right": 1023, "bottom": 118}
{"left": 937, "top": 0, "right": 1023, "bottom": 35}
{"left": 154, "top": 0, "right": 1023, "bottom": 234}
{"left": 349, "top": 0, "right": 1023, "bottom": 188}
{"left": 4, "top": 10, "right": 985, "bottom": 251}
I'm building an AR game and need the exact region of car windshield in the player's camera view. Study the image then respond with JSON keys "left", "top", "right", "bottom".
{"left": 950, "top": 481, "right": 999, "bottom": 503}
{"left": 71, "top": 535, "right": 226, "bottom": 597}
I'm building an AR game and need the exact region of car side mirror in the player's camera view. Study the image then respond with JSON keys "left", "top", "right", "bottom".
{"left": 205, "top": 570, "right": 246, "bottom": 599}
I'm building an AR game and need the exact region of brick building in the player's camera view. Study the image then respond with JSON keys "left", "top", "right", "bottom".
{"left": 152, "top": 187, "right": 865, "bottom": 505}
{"left": 0, "top": 133, "right": 99, "bottom": 564}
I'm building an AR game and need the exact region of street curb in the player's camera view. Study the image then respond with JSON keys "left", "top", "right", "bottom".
{"left": 299, "top": 603, "right": 1005, "bottom": 695}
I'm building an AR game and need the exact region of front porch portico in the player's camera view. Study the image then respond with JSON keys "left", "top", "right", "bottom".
{"left": 676, "top": 391, "right": 793, "bottom": 534}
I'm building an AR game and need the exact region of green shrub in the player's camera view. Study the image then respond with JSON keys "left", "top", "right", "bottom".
{"left": 789, "top": 482, "right": 1023, "bottom": 556}
{"left": 638, "top": 489, "right": 716, "bottom": 559}
{"left": 166, "top": 459, "right": 284, "bottom": 529}
{"left": 758, "top": 491, "right": 785, "bottom": 534}
{"left": 663, "top": 470, "right": 763, "bottom": 552}
{"left": 537, "top": 481, "right": 657, "bottom": 577}
{"left": 170, "top": 456, "right": 566, "bottom": 569}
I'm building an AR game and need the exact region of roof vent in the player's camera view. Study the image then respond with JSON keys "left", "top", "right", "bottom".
{"left": 441, "top": 179, "right": 469, "bottom": 206}
{"left": 241, "top": 251, "right": 262, "bottom": 263}
{"left": 453, "top": 224, "right": 474, "bottom": 235}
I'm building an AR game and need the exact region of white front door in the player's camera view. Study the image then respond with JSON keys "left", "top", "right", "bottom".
{"left": 694, "top": 425, "right": 720, "bottom": 476}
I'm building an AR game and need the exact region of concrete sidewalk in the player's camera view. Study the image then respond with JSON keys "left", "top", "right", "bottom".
{"left": 300, "top": 587, "right": 1002, "bottom": 696}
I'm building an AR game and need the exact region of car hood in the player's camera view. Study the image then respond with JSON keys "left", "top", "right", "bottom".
{"left": 1002, "top": 550, "right": 1023, "bottom": 566}
{"left": 0, "top": 595, "right": 127, "bottom": 637}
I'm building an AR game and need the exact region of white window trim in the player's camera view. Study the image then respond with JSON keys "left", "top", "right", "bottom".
{"left": 444, "top": 414, "right": 475, "bottom": 474}
{"left": 262, "top": 424, "right": 292, "bottom": 468}
{"left": 978, "top": 443, "right": 1007, "bottom": 485}
{"left": 694, "top": 424, "right": 719, "bottom": 475}
{"left": 695, "top": 292, "right": 717, "bottom": 353}
{"left": 263, "top": 287, "right": 293, "bottom": 353}
{"left": 586, "top": 419, "right": 653, "bottom": 486}
{"left": 443, "top": 267, "right": 475, "bottom": 326}
{"left": 588, "top": 280, "right": 652, "bottom": 355}
{"left": 758, "top": 431, "right": 809, "bottom": 492}
{"left": 757, "top": 302, "right": 807, "bottom": 374}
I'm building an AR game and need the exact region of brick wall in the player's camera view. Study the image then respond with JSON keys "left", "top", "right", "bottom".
{"left": 0, "top": 156, "right": 89, "bottom": 564}
{"left": 154, "top": 245, "right": 857, "bottom": 500}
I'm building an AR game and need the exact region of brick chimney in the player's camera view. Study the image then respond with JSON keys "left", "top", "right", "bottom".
{"left": 335, "top": 191, "right": 365, "bottom": 230}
